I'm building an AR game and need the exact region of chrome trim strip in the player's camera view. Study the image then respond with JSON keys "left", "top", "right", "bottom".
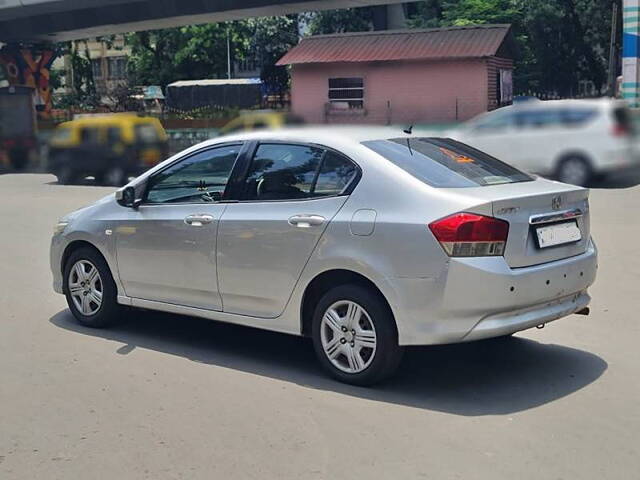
{"left": 529, "top": 208, "right": 583, "bottom": 225}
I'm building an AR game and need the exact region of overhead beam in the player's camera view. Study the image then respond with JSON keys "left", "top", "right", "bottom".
{"left": 0, "top": 0, "right": 406, "bottom": 42}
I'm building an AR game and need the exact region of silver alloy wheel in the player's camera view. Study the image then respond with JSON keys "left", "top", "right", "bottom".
{"left": 68, "top": 260, "right": 103, "bottom": 316}
{"left": 559, "top": 158, "right": 589, "bottom": 185}
{"left": 320, "top": 300, "right": 377, "bottom": 374}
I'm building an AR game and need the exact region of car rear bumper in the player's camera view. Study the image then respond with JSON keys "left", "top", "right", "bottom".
{"left": 391, "top": 239, "right": 597, "bottom": 345}
{"left": 461, "top": 290, "right": 590, "bottom": 342}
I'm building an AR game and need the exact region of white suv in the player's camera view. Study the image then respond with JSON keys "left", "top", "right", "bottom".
{"left": 446, "top": 98, "right": 639, "bottom": 185}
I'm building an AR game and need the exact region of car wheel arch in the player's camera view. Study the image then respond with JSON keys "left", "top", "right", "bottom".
{"left": 300, "top": 269, "right": 397, "bottom": 338}
{"left": 555, "top": 150, "right": 594, "bottom": 171}
{"left": 61, "top": 241, "right": 111, "bottom": 290}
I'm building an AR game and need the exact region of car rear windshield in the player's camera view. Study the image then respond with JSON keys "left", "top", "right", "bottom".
{"left": 362, "top": 137, "right": 534, "bottom": 188}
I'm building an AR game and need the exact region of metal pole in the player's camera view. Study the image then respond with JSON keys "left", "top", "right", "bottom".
{"left": 608, "top": 2, "right": 618, "bottom": 96}
{"left": 622, "top": 0, "right": 640, "bottom": 106}
{"left": 227, "top": 28, "right": 231, "bottom": 80}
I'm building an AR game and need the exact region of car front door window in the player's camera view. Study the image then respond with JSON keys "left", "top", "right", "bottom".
{"left": 471, "top": 111, "right": 516, "bottom": 133}
{"left": 145, "top": 144, "right": 241, "bottom": 204}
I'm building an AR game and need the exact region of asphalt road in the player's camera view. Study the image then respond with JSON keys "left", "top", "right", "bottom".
{"left": 1, "top": 174, "right": 639, "bottom": 479}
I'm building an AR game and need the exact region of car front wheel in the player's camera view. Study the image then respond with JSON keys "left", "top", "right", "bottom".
{"left": 311, "top": 285, "right": 403, "bottom": 386}
{"left": 63, "top": 247, "right": 121, "bottom": 328}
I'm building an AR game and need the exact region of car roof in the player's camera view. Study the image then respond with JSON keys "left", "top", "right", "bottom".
{"left": 135, "top": 125, "right": 424, "bottom": 185}
{"left": 507, "top": 98, "right": 624, "bottom": 111}
{"left": 205, "top": 125, "right": 413, "bottom": 148}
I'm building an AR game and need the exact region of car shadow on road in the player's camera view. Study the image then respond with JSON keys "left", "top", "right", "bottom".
{"left": 50, "top": 309, "right": 607, "bottom": 416}
{"left": 589, "top": 166, "right": 640, "bottom": 189}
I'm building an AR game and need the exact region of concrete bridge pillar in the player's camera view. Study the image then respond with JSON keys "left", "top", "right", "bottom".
{"left": 0, "top": 43, "right": 58, "bottom": 119}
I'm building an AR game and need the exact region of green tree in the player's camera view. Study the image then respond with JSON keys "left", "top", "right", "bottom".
{"left": 305, "top": 8, "right": 374, "bottom": 34}
{"left": 125, "top": 26, "right": 232, "bottom": 86}
{"left": 244, "top": 15, "right": 299, "bottom": 93}
{"left": 312, "top": 1, "right": 617, "bottom": 95}
{"left": 125, "top": 16, "right": 299, "bottom": 91}
{"left": 54, "top": 40, "right": 100, "bottom": 109}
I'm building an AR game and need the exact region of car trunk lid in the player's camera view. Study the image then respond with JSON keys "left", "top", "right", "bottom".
{"left": 460, "top": 179, "right": 590, "bottom": 268}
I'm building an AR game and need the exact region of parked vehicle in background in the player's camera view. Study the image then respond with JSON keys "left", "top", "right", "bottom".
{"left": 50, "top": 127, "right": 597, "bottom": 385}
{"left": 0, "top": 86, "right": 37, "bottom": 171}
{"left": 220, "top": 110, "right": 304, "bottom": 135}
{"left": 446, "top": 98, "right": 638, "bottom": 185}
{"left": 165, "top": 78, "right": 264, "bottom": 112}
{"left": 48, "top": 114, "right": 168, "bottom": 186}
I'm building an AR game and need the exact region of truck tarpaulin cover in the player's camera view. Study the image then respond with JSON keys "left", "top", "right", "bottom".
{"left": 165, "top": 78, "right": 263, "bottom": 111}
{"left": 0, "top": 86, "right": 35, "bottom": 140}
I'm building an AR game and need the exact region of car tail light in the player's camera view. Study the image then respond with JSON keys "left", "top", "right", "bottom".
{"left": 612, "top": 123, "right": 630, "bottom": 137}
{"left": 429, "top": 213, "right": 509, "bottom": 257}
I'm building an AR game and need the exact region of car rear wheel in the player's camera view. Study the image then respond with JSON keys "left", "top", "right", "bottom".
{"left": 556, "top": 156, "right": 592, "bottom": 186}
{"left": 311, "top": 285, "right": 403, "bottom": 386}
{"left": 63, "top": 247, "right": 121, "bottom": 328}
{"left": 56, "top": 166, "right": 76, "bottom": 185}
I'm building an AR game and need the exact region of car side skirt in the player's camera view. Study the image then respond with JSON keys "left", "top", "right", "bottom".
{"left": 118, "top": 296, "right": 301, "bottom": 337}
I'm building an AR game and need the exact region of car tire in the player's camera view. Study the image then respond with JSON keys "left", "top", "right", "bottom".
{"left": 56, "top": 166, "right": 76, "bottom": 185}
{"left": 63, "top": 247, "right": 121, "bottom": 328}
{"left": 311, "top": 284, "right": 404, "bottom": 386}
{"left": 556, "top": 155, "right": 593, "bottom": 186}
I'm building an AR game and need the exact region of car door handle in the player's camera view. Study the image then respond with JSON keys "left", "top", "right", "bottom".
{"left": 288, "top": 214, "right": 325, "bottom": 228}
{"left": 184, "top": 214, "right": 214, "bottom": 226}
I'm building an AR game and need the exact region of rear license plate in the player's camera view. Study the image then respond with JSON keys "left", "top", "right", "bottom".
{"left": 536, "top": 221, "right": 582, "bottom": 248}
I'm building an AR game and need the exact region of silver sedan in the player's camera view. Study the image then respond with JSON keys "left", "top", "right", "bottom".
{"left": 50, "top": 127, "right": 597, "bottom": 385}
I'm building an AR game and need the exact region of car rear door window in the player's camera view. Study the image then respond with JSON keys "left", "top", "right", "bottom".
{"left": 243, "top": 144, "right": 323, "bottom": 200}
{"left": 362, "top": 137, "right": 533, "bottom": 188}
{"left": 515, "top": 109, "right": 564, "bottom": 128}
{"left": 562, "top": 108, "right": 597, "bottom": 125}
{"left": 241, "top": 144, "right": 358, "bottom": 201}
{"left": 313, "top": 150, "right": 357, "bottom": 197}
{"left": 145, "top": 144, "right": 241, "bottom": 203}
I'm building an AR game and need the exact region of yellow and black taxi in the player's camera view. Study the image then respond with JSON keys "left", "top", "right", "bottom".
{"left": 219, "top": 110, "right": 304, "bottom": 136}
{"left": 48, "top": 114, "right": 168, "bottom": 185}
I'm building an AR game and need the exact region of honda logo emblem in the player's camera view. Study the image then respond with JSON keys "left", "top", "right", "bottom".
{"left": 551, "top": 196, "right": 563, "bottom": 210}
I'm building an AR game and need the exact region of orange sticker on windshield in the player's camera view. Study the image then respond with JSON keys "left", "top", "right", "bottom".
{"left": 439, "top": 147, "right": 474, "bottom": 163}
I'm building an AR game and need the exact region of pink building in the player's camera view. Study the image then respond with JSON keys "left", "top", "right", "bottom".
{"left": 276, "top": 25, "right": 515, "bottom": 125}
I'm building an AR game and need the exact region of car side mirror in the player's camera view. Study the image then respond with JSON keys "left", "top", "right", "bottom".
{"left": 116, "top": 186, "right": 142, "bottom": 209}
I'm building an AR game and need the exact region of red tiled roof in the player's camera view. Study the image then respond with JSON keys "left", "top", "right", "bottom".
{"left": 276, "top": 25, "right": 511, "bottom": 65}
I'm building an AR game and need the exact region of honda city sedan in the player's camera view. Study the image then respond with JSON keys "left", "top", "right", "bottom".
{"left": 51, "top": 127, "right": 597, "bottom": 385}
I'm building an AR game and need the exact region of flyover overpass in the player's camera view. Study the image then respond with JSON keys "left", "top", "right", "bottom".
{"left": 0, "top": 0, "right": 406, "bottom": 42}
